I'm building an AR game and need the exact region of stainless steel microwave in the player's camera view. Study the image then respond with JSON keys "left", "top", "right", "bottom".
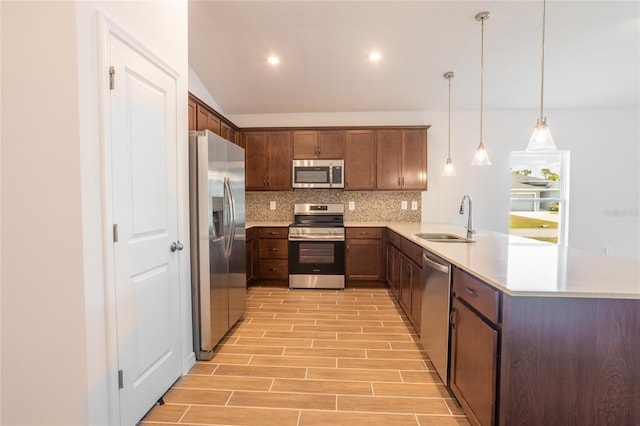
{"left": 292, "top": 159, "right": 344, "bottom": 189}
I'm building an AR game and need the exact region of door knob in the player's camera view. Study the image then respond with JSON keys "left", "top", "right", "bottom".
{"left": 170, "top": 241, "right": 184, "bottom": 252}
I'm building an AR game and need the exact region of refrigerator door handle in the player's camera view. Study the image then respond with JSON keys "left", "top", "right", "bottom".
{"left": 224, "top": 177, "right": 235, "bottom": 258}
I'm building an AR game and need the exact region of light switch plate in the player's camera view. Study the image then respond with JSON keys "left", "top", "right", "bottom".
{"left": 270, "top": 201, "right": 276, "bottom": 210}
{"left": 348, "top": 201, "right": 355, "bottom": 211}
{"left": 411, "top": 201, "right": 418, "bottom": 210}
{"left": 401, "top": 201, "right": 408, "bottom": 210}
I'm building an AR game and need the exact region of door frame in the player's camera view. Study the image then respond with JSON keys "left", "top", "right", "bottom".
{"left": 96, "top": 12, "right": 195, "bottom": 424}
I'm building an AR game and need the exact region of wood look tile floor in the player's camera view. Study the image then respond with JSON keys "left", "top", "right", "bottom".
{"left": 141, "top": 285, "right": 470, "bottom": 426}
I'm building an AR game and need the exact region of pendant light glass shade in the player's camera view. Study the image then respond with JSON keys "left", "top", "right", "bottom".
{"left": 471, "top": 142, "right": 491, "bottom": 166}
{"left": 526, "top": 0, "right": 557, "bottom": 152}
{"left": 527, "top": 117, "right": 556, "bottom": 151}
{"left": 442, "top": 71, "right": 456, "bottom": 177}
{"left": 443, "top": 157, "right": 456, "bottom": 177}
{"left": 472, "top": 11, "right": 491, "bottom": 167}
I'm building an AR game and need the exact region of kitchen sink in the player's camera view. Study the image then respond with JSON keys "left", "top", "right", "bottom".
{"left": 414, "top": 233, "right": 476, "bottom": 243}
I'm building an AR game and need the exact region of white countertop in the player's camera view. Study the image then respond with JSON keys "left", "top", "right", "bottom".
{"left": 246, "top": 221, "right": 640, "bottom": 299}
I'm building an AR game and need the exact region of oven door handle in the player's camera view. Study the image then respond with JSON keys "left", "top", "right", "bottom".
{"left": 288, "top": 235, "right": 345, "bottom": 242}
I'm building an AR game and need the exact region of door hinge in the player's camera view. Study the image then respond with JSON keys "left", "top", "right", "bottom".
{"left": 118, "top": 370, "right": 124, "bottom": 389}
{"left": 109, "top": 66, "right": 115, "bottom": 90}
{"left": 113, "top": 223, "right": 119, "bottom": 242}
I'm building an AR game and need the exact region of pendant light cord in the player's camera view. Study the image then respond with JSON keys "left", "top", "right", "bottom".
{"left": 540, "top": 0, "right": 546, "bottom": 120}
{"left": 479, "top": 14, "right": 485, "bottom": 143}
{"left": 448, "top": 75, "right": 452, "bottom": 158}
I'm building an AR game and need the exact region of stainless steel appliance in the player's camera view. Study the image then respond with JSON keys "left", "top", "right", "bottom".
{"left": 420, "top": 250, "right": 452, "bottom": 384}
{"left": 288, "top": 203, "right": 345, "bottom": 289}
{"left": 292, "top": 159, "right": 344, "bottom": 189}
{"left": 189, "top": 130, "right": 246, "bottom": 360}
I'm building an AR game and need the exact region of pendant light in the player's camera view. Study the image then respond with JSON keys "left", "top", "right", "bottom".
{"left": 471, "top": 11, "right": 491, "bottom": 166}
{"left": 442, "top": 71, "right": 456, "bottom": 177}
{"left": 527, "top": 0, "right": 557, "bottom": 151}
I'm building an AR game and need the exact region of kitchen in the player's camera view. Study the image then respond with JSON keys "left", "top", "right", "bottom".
{"left": 1, "top": 1, "right": 639, "bottom": 426}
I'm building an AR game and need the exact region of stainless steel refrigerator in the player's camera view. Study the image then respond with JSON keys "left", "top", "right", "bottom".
{"left": 189, "top": 130, "right": 246, "bottom": 360}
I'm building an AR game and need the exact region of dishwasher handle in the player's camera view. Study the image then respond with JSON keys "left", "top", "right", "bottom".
{"left": 422, "top": 252, "right": 450, "bottom": 274}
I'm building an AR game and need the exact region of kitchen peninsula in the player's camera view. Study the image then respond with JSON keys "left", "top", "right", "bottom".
{"left": 247, "top": 221, "right": 640, "bottom": 426}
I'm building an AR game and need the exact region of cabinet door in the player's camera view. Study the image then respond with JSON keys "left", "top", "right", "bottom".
{"left": 246, "top": 230, "right": 256, "bottom": 283}
{"left": 196, "top": 104, "right": 220, "bottom": 134}
{"left": 399, "top": 254, "right": 415, "bottom": 319}
{"left": 244, "top": 132, "right": 269, "bottom": 190}
{"left": 346, "top": 239, "right": 382, "bottom": 280}
{"left": 317, "top": 130, "right": 345, "bottom": 159}
{"left": 376, "top": 129, "right": 402, "bottom": 190}
{"left": 267, "top": 131, "right": 292, "bottom": 190}
{"left": 292, "top": 130, "right": 318, "bottom": 159}
{"left": 401, "top": 129, "right": 427, "bottom": 190}
{"left": 188, "top": 99, "right": 196, "bottom": 130}
{"left": 220, "top": 121, "right": 236, "bottom": 143}
{"left": 450, "top": 298, "right": 498, "bottom": 426}
{"left": 345, "top": 130, "right": 375, "bottom": 190}
{"left": 386, "top": 243, "right": 401, "bottom": 298}
{"left": 410, "top": 262, "right": 423, "bottom": 332}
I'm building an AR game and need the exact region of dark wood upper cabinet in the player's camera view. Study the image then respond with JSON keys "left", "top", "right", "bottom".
{"left": 293, "top": 130, "right": 345, "bottom": 159}
{"left": 188, "top": 99, "right": 197, "bottom": 130}
{"left": 244, "top": 131, "right": 292, "bottom": 191}
{"left": 345, "top": 129, "right": 375, "bottom": 190}
{"left": 189, "top": 93, "right": 240, "bottom": 145}
{"left": 196, "top": 104, "right": 221, "bottom": 135}
{"left": 376, "top": 128, "right": 427, "bottom": 190}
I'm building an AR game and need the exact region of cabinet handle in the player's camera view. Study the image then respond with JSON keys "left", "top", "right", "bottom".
{"left": 465, "top": 287, "right": 478, "bottom": 297}
{"left": 270, "top": 268, "right": 278, "bottom": 271}
{"left": 450, "top": 308, "right": 456, "bottom": 328}
{"left": 359, "top": 232, "right": 369, "bottom": 235}
{"left": 263, "top": 178, "right": 267, "bottom": 187}
{"left": 270, "top": 248, "right": 278, "bottom": 251}
{"left": 401, "top": 176, "right": 405, "bottom": 186}
{"left": 397, "top": 176, "right": 401, "bottom": 186}
{"left": 346, "top": 245, "right": 350, "bottom": 253}
{"left": 269, "top": 232, "right": 277, "bottom": 235}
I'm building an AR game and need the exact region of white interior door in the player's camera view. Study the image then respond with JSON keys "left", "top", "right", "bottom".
{"left": 109, "top": 33, "right": 182, "bottom": 425}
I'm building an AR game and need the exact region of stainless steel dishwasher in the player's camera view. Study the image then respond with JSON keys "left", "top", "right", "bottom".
{"left": 420, "top": 249, "right": 452, "bottom": 385}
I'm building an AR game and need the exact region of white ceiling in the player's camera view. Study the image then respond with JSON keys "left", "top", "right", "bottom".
{"left": 188, "top": 1, "right": 639, "bottom": 115}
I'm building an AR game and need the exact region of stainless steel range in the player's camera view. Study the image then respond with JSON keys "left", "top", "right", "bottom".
{"left": 288, "top": 203, "right": 345, "bottom": 289}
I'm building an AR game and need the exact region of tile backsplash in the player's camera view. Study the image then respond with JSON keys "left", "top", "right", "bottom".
{"left": 246, "top": 190, "right": 422, "bottom": 222}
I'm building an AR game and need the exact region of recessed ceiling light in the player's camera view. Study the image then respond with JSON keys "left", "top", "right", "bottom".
{"left": 368, "top": 52, "right": 382, "bottom": 62}
{"left": 267, "top": 55, "right": 280, "bottom": 65}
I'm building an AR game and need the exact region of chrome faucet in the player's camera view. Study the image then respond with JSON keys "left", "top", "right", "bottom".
{"left": 459, "top": 194, "right": 476, "bottom": 239}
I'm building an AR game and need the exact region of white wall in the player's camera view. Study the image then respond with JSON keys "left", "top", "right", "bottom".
{"left": 189, "top": 66, "right": 224, "bottom": 113}
{"left": 1, "top": 2, "right": 89, "bottom": 424}
{"left": 424, "top": 108, "right": 640, "bottom": 259}
{"left": 1, "top": 1, "right": 189, "bottom": 425}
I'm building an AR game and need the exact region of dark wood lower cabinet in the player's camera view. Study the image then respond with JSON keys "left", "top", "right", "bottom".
{"left": 386, "top": 242, "right": 400, "bottom": 298}
{"left": 449, "top": 298, "right": 498, "bottom": 426}
{"left": 346, "top": 228, "right": 383, "bottom": 281}
{"left": 451, "top": 267, "right": 640, "bottom": 426}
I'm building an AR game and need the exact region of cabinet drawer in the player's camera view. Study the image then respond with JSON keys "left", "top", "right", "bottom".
{"left": 259, "top": 260, "right": 288, "bottom": 280}
{"left": 387, "top": 230, "right": 402, "bottom": 247}
{"left": 258, "top": 227, "right": 288, "bottom": 239}
{"left": 259, "top": 239, "right": 288, "bottom": 259}
{"left": 401, "top": 238, "right": 423, "bottom": 265}
{"left": 453, "top": 268, "right": 500, "bottom": 324}
{"left": 346, "top": 227, "right": 382, "bottom": 239}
